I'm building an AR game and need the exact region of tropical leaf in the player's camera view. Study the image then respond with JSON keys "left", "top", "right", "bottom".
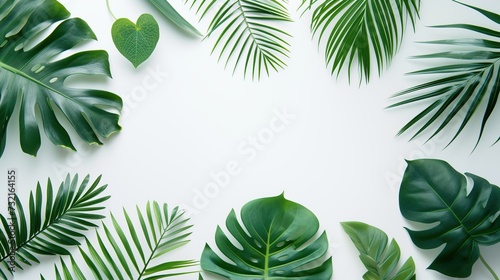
{"left": 399, "top": 159, "right": 500, "bottom": 278}
{"left": 187, "top": 0, "right": 292, "bottom": 80}
{"left": 0, "top": 0, "right": 122, "bottom": 158}
{"left": 308, "top": 0, "right": 420, "bottom": 83}
{"left": 41, "top": 201, "right": 198, "bottom": 279}
{"left": 148, "top": 0, "right": 202, "bottom": 36}
{"left": 200, "top": 193, "right": 332, "bottom": 279}
{"left": 388, "top": 1, "right": 500, "bottom": 149}
{"left": 341, "top": 221, "right": 416, "bottom": 280}
{"left": 0, "top": 174, "right": 109, "bottom": 279}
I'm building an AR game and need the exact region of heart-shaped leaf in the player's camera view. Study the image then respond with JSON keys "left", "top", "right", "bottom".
{"left": 399, "top": 159, "right": 500, "bottom": 278}
{"left": 341, "top": 221, "right": 416, "bottom": 280}
{"left": 112, "top": 14, "right": 159, "bottom": 68}
{"left": 201, "top": 193, "right": 332, "bottom": 279}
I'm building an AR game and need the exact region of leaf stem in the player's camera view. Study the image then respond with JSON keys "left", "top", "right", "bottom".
{"left": 480, "top": 254, "right": 499, "bottom": 280}
{"left": 106, "top": 0, "right": 117, "bottom": 20}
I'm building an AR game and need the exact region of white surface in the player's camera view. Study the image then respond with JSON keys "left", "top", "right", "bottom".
{"left": 1, "top": 0, "right": 500, "bottom": 279}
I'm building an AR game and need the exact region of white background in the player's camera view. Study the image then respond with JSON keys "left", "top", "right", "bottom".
{"left": 1, "top": 0, "right": 500, "bottom": 279}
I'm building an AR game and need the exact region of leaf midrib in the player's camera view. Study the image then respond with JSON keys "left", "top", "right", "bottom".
{"left": 0, "top": 60, "right": 73, "bottom": 103}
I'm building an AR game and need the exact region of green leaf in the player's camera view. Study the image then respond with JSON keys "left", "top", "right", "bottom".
{"left": 201, "top": 193, "right": 332, "bottom": 279}
{"left": 188, "top": 0, "right": 292, "bottom": 80}
{"left": 0, "top": 0, "right": 122, "bottom": 158}
{"left": 399, "top": 159, "right": 500, "bottom": 278}
{"left": 112, "top": 14, "right": 160, "bottom": 68}
{"left": 341, "top": 221, "right": 416, "bottom": 280}
{"left": 308, "top": 0, "right": 420, "bottom": 83}
{"left": 388, "top": 1, "right": 500, "bottom": 149}
{"left": 148, "top": 0, "right": 202, "bottom": 36}
{"left": 0, "top": 174, "right": 109, "bottom": 278}
{"left": 43, "top": 202, "right": 198, "bottom": 279}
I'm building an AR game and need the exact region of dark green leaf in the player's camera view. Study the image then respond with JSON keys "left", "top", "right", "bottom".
{"left": 0, "top": 0, "right": 122, "bottom": 157}
{"left": 399, "top": 159, "right": 500, "bottom": 277}
{"left": 201, "top": 193, "right": 332, "bottom": 279}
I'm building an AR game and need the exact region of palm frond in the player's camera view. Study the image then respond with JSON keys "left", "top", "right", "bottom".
{"left": 309, "top": 0, "right": 420, "bottom": 83}
{"left": 388, "top": 1, "right": 500, "bottom": 149}
{"left": 0, "top": 174, "right": 109, "bottom": 279}
{"left": 187, "top": 0, "right": 292, "bottom": 80}
{"left": 42, "top": 202, "right": 198, "bottom": 279}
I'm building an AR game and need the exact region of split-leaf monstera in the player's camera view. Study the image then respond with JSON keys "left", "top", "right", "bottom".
{"left": 200, "top": 193, "right": 332, "bottom": 279}
{"left": 0, "top": 0, "right": 122, "bottom": 158}
{"left": 399, "top": 159, "right": 500, "bottom": 278}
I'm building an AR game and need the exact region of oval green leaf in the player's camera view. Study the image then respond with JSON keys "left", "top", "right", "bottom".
{"left": 112, "top": 14, "right": 160, "bottom": 68}
{"left": 341, "top": 221, "right": 416, "bottom": 280}
{"left": 201, "top": 193, "right": 332, "bottom": 279}
{"left": 399, "top": 159, "right": 500, "bottom": 277}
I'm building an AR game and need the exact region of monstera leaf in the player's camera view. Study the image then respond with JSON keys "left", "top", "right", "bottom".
{"left": 201, "top": 193, "right": 332, "bottom": 279}
{"left": 41, "top": 202, "right": 197, "bottom": 279}
{"left": 187, "top": 0, "right": 292, "bottom": 80}
{"left": 399, "top": 159, "right": 500, "bottom": 278}
{"left": 341, "top": 221, "right": 416, "bottom": 280}
{"left": 0, "top": 0, "right": 122, "bottom": 157}
{"left": 306, "top": 0, "right": 420, "bottom": 83}
{"left": 388, "top": 1, "right": 500, "bottom": 149}
{"left": 0, "top": 174, "right": 109, "bottom": 279}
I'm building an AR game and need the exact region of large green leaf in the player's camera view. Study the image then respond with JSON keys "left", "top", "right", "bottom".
{"left": 0, "top": 0, "right": 122, "bottom": 157}
{"left": 0, "top": 174, "right": 109, "bottom": 279}
{"left": 42, "top": 201, "right": 197, "bottom": 279}
{"left": 148, "top": 0, "right": 202, "bottom": 36}
{"left": 388, "top": 1, "right": 500, "bottom": 149}
{"left": 307, "top": 0, "right": 420, "bottom": 83}
{"left": 399, "top": 159, "right": 500, "bottom": 278}
{"left": 187, "top": 0, "right": 292, "bottom": 80}
{"left": 201, "top": 193, "right": 332, "bottom": 279}
{"left": 341, "top": 221, "right": 416, "bottom": 280}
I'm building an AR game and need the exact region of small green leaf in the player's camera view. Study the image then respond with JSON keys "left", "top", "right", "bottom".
{"left": 341, "top": 221, "right": 416, "bottom": 280}
{"left": 112, "top": 14, "right": 160, "bottom": 68}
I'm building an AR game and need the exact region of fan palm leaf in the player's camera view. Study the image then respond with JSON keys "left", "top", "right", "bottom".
{"left": 0, "top": 0, "right": 122, "bottom": 157}
{"left": 187, "top": 0, "right": 292, "bottom": 80}
{"left": 308, "top": 0, "right": 420, "bottom": 83}
{"left": 388, "top": 1, "right": 500, "bottom": 149}
{"left": 0, "top": 174, "right": 109, "bottom": 279}
{"left": 42, "top": 201, "right": 197, "bottom": 279}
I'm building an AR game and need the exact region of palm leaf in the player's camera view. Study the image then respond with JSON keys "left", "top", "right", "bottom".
{"left": 388, "top": 1, "right": 500, "bottom": 149}
{"left": 187, "top": 0, "right": 292, "bottom": 80}
{"left": 0, "top": 0, "right": 122, "bottom": 157}
{"left": 200, "top": 193, "right": 332, "bottom": 279}
{"left": 308, "top": 0, "right": 420, "bottom": 83}
{"left": 0, "top": 174, "right": 109, "bottom": 279}
{"left": 341, "top": 221, "right": 416, "bottom": 280}
{"left": 42, "top": 201, "right": 198, "bottom": 279}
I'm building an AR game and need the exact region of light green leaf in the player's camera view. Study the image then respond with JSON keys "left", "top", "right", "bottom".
{"left": 399, "top": 159, "right": 500, "bottom": 278}
{"left": 0, "top": 0, "right": 122, "bottom": 158}
{"left": 112, "top": 14, "right": 160, "bottom": 68}
{"left": 308, "top": 0, "right": 420, "bottom": 83}
{"left": 42, "top": 202, "right": 198, "bottom": 279}
{"left": 341, "top": 221, "right": 416, "bottom": 280}
{"left": 0, "top": 174, "right": 109, "bottom": 278}
{"left": 148, "top": 0, "right": 202, "bottom": 36}
{"left": 188, "top": 0, "right": 292, "bottom": 80}
{"left": 388, "top": 1, "right": 500, "bottom": 149}
{"left": 201, "top": 193, "right": 332, "bottom": 279}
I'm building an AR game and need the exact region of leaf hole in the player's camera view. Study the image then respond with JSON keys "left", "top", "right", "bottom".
{"left": 35, "top": 65, "right": 45, "bottom": 74}
{"left": 491, "top": 211, "right": 500, "bottom": 223}
{"left": 49, "top": 77, "right": 58, "bottom": 83}
{"left": 274, "top": 270, "right": 285, "bottom": 275}
{"left": 0, "top": 40, "right": 7, "bottom": 48}
{"left": 249, "top": 257, "right": 258, "bottom": 264}
{"left": 277, "top": 255, "right": 288, "bottom": 261}
{"left": 254, "top": 239, "right": 262, "bottom": 248}
{"left": 14, "top": 43, "right": 23, "bottom": 51}
{"left": 276, "top": 241, "right": 285, "bottom": 248}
